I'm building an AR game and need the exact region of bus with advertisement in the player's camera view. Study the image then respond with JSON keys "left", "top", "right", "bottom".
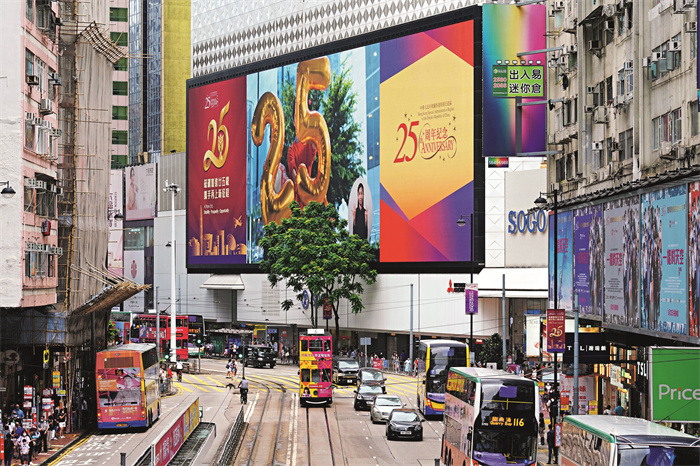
{"left": 442, "top": 367, "right": 539, "bottom": 466}
{"left": 96, "top": 343, "right": 161, "bottom": 429}
{"left": 299, "top": 329, "right": 332, "bottom": 406}
{"left": 416, "top": 339, "right": 469, "bottom": 416}
{"left": 132, "top": 314, "right": 189, "bottom": 361}
{"left": 559, "top": 415, "right": 700, "bottom": 466}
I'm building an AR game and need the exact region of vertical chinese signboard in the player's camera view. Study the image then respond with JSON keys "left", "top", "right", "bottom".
{"left": 546, "top": 309, "right": 565, "bottom": 353}
{"left": 465, "top": 284, "right": 478, "bottom": 314}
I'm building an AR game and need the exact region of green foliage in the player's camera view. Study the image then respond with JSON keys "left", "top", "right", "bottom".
{"left": 107, "top": 320, "right": 121, "bottom": 345}
{"left": 259, "top": 202, "right": 377, "bottom": 351}
{"left": 477, "top": 333, "right": 503, "bottom": 369}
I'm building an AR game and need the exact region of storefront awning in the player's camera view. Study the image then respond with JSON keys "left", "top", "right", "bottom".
{"left": 476, "top": 268, "right": 548, "bottom": 299}
{"left": 200, "top": 274, "right": 245, "bottom": 290}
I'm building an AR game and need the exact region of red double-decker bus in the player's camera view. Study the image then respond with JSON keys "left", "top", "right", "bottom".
{"left": 299, "top": 329, "right": 333, "bottom": 406}
{"left": 132, "top": 314, "right": 189, "bottom": 361}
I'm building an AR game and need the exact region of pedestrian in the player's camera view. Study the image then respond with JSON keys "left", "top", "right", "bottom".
{"left": 404, "top": 358, "right": 410, "bottom": 374}
{"left": 167, "top": 365, "right": 173, "bottom": 381}
{"left": 539, "top": 412, "right": 545, "bottom": 446}
{"left": 3, "top": 433, "right": 13, "bottom": 466}
{"left": 547, "top": 425, "right": 557, "bottom": 464}
{"left": 603, "top": 405, "right": 611, "bottom": 415}
{"left": 226, "top": 359, "right": 232, "bottom": 378}
{"left": 57, "top": 410, "right": 66, "bottom": 438}
{"left": 39, "top": 416, "right": 49, "bottom": 453}
{"left": 232, "top": 359, "right": 238, "bottom": 378}
{"left": 614, "top": 401, "right": 625, "bottom": 416}
{"left": 18, "top": 430, "right": 31, "bottom": 465}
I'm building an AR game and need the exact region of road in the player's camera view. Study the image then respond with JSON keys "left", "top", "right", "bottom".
{"left": 46, "top": 359, "right": 444, "bottom": 465}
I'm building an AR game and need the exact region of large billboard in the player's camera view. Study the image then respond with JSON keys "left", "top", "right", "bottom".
{"left": 573, "top": 205, "right": 603, "bottom": 316}
{"left": 689, "top": 182, "right": 700, "bottom": 337}
{"left": 108, "top": 170, "right": 124, "bottom": 276}
{"left": 124, "top": 249, "right": 144, "bottom": 312}
{"left": 649, "top": 347, "right": 700, "bottom": 422}
{"left": 125, "top": 163, "right": 157, "bottom": 221}
{"left": 549, "top": 211, "right": 573, "bottom": 309}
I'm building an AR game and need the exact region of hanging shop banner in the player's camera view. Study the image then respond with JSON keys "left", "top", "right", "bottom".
{"left": 573, "top": 205, "right": 603, "bottom": 316}
{"left": 52, "top": 371, "right": 60, "bottom": 388}
{"left": 525, "top": 315, "right": 541, "bottom": 357}
{"left": 549, "top": 211, "right": 573, "bottom": 310}
{"left": 641, "top": 186, "right": 687, "bottom": 334}
{"left": 125, "top": 163, "right": 157, "bottom": 221}
{"left": 563, "top": 331, "right": 609, "bottom": 364}
{"left": 546, "top": 309, "right": 565, "bottom": 353}
{"left": 689, "top": 182, "right": 700, "bottom": 337}
{"left": 465, "top": 283, "right": 478, "bottom": 315}
{"left": 610, "top": 364, "right": 622, "bottom": 388}
{"left": 323, "top": 299, "right": 332, "bottom": 320}
{"left": 108, "top": 169, "right": 124, "bottom": 276}
{"left": 603, "top": 197, "right": 640, "bottom": 327}
{"left": 649, "top": 347, "right": 700, "bottom": 422}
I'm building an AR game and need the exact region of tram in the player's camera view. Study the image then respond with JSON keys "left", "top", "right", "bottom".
{"left": 299, "top": 329, "right": 333, "bottom": 406}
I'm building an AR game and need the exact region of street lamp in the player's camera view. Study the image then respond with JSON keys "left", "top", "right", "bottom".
{"left": 1, "top": 181, "right": 16, "bottom": 199}
{"left": 534, "top": 188, "right": 559, "bottom": 423}
{"left": 164, "top": 180, "right": 181, "bottom": 363}
{"left": 457, "top": 213, "right": 475, "bottom": 360}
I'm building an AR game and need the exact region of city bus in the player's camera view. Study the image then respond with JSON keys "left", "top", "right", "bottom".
{"left": 96, "top": 343, "right": 161, "bottom": 429}
{"left": 299, "top": 329, "right": 332, "bottom": 406}
{"left": 560, "top": 415, "right": 700, "bottom": 466}
{"left": 109, "top": 310, "right": 132, "bottom": 345}
{"left": 442, "top": 367, "right": 539, "bottom": 466}
{"left": 416, "top": 339, "right": 469, "bottom": 416}
{"left": 132, "top": 314, "right": 189, "bottom": 361}
{"left": 187, "top": 314, "right": 205, "bottom": 357}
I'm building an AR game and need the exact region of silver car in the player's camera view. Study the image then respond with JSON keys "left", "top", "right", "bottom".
{"left": 370, "top": 395, "right": 404, "bottom": 423}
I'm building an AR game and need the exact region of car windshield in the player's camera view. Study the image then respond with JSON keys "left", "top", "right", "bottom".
{"left": 618, "top": 445, "right": 700, "bottom": 466}
{"left": 375, "top": 397, "right": 401, "bottom": 406}
{"left": 473, "top": 429, "right": 536, "bottom": 461}
{"left": 391, "top": 411, "right": 420, "bottom": 423}
{"left": 359, "top": 385, "right": 383, "bottom": 395}
{"left": 339, "top": 361, "right": 359, "bottom": 370}
{"left": 361, "top": 371, "right": 383, "bottom": 381}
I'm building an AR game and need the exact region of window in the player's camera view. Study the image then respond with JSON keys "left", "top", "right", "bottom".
{"left": 112, "top": 130, "right": 128, "bottom": 145}
{"left": 114, "top": 58, "right": 128, "bottom": 71}
{"left": 623, "top": 129, "right": 633, "bottom": 161}
{"left": 565, "top": 153, "right": 575, "bottom": 180}
{"left": 36, "top": 187, "right": 56, "bottom": 217}
{"left": 626, "top": 66, "right": 633, "bottom": 95}
{"left": 25, "top": 121, "right": 35, "bottom": 150}
{"left": 617, "top": 68, "right": 625, "bottom": 97}
{"left": 672, "top": 108, "right": 682, "bottom": 142}
{"left": 48, "top": 67, "right": 56, "bottom": 100}
{"left": 124, "top": 227, "right": 144, "bottom": 250}
{"left": 113, "top": 106, "right": 128, "bottom": 120}
{"left": 556, "top": 157, "right": 565, "bottom": 183}
{"left": 113, "top": 81, "right": 128, "bottom": 96}
{"left": 110, "top": 32, "right": 128, "bottom": 47}
{"left": 25, "top": 49, "right": 35, "bottom": 77}
{"left": 26, "top": 0, "right": 33, "bottom": 22}
{"left": 652, "top": 108, "right": 682, "bottom": 149}
{"left": 24, "top": 186, "right": 35, "bottom": 212}
{"left": 48, "top": 254, "right": 55, "bottom": 277}
{"left": 606, "top": 76, "right": 613, "bottom": 104}
{"left": 605, "top": 137, "right": 613, "bottom": 165}
{"left": 691, "top": 101, "right": 699, "bottom": 137}
{"left": 668, "top": 34, "right": 681, "bottom": 71}
{"left": 110, "top": 7, "right": 128, "bottom": 22}
{"left": 111, "top": 155, "right": 128, "bottom": 169}
{"left": 563, "top": 99, "right": 576, "bottom": 126}
{"left": 36, "top": 58, "right": 46, "bottom": 96}
{"left": 652, "top": 115, "right": 662, "bottom": 150}
{"left": 692, "top": 32, "right": 697, "bottom": 61}
{"left": 36, "top": 127, "right": 48, "bottom": 154}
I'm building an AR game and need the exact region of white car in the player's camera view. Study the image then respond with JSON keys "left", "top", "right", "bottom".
{"left": 370, "top": 395, "right": 404, "bottom": 423}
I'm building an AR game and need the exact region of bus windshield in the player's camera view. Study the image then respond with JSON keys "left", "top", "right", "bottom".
{"left": 473, "top": 430, "right": 537, "bottom": 462}
{"left": 427, "top": 345, "right": 467, "bottom": 393}
{"left": 618, "top": 445, "right": 700, "bottom": 466}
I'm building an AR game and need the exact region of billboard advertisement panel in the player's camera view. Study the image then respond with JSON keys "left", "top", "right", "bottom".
{"left": 482, "top": 4, "right": 546, "bottom": 157}
{"left": 690, "top": 182, "right": 700, "bottom": 337}
{"left": 603, "top": 197, "right": 640, "bottom": 327}
{"left": 649, "top": 347, "right": 700, "bottom": 422}
{"left": 186, "top": 6, "right": 548, "bottom": 271}
{"left": 573, "top": 205, "right": 603, "bottom": 316}
{"left": 125, "top": 163, "right": 157, "bottom": 221}
{"left": 187, "top": 79, "right": 247, "bottom": 266}
{"left": 549, "top": 211, "right": 573, "bottom": 309}
{"left": 108, "top": 170, "right": 124, "bottom": 276}
{"left": 124, "top": 249, "right": 144, "bottom": 312}
{"left": 641, "top": 186, "right": 687, "bottom": 335}
{"left": 546, "top": 308, "right": 565, "bottom": 353}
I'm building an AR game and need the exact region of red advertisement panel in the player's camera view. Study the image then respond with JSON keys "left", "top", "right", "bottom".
{"left": 153, "top": 398, "right": 200, "bottom": 466}
{"left": 546, "top": 308, "right": 565, "bottom": 353}
{"left": 187, "top": 79, "right": 247, "bottom": 266}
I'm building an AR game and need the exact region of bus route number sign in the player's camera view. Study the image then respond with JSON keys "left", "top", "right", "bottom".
{"left": 488, "top": 415, "right": 525, "bottom": 427}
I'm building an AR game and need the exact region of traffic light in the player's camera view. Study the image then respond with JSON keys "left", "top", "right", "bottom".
{"left": 196, "top": 337, "right": 202, "bottom": 346}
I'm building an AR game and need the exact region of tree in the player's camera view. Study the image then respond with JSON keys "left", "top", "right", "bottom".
{"left": 477, "top": 333, "right": 503, "bottom": 368}
{"left": 259, "top": 201, "right": 377, "bottom": 353}
{"left": 107, "top": 320, "right": 121, "bottom": 345}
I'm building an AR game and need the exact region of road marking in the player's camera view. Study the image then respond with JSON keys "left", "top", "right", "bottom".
{"left": 206, "top": 376, "right": 228, "bottom": 388}
{"left": 244, "top": 392, "right": 259, "bottom": 423}
{"left": 47, "top": 434, "right": 94, "bottom": 465}
{"left": 287, "top": 392, "right": 298, "bottom": 466}
{"left": 174, "top": 382, "right": 193, "bottom": 392}
{"left": 183, "top": 374, "right": 216, "bottom": 392}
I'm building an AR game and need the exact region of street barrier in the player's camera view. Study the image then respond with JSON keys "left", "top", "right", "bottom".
{"left": 213, "top": 405, "right": 245, "bottom": 466}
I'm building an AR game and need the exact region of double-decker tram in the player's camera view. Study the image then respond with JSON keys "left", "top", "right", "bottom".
{"left": 442, "top": 367, "right": 539, "bottom": 466}
{"left": 132, "top": 314, "right": 189, "bottom": 361}
{"left": 96, "top": 343, "right": 161, "bottom": 429}
{"left": 416, "top": 339, "right": 469, "bottom": 416}
{"left": 299, "top": 329, "right": 332, "bottom": 406}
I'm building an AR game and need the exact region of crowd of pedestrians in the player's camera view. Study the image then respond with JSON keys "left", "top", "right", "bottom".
{"left": 0, "top": 404, "right": 68, "bottom": 466}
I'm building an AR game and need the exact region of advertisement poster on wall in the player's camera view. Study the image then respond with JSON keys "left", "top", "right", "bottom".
{"left": 125, "top": 163, "right": 157, "bottom": 221}
{"left": 641, "top": 186, "right": 687, "bottom": 335}
{"left": 482, "top": 4, "right": 546, "bottom": 157}
{"left": 546, "top": 308, "right": 565, "bottom": 353}
{"left": 123, "top": 249, "right": 145, "bottom": 312}
{"left": 689, "top": 182, "right": 700, "bottom": 337}
{"left": 108, "top": 169, "right": 124, "bottom": 276}
{"left": 573, "top": 205, "right": 603, "bottom": 316}
{"left": 560, "top": 375, "right": 596, "bottom": 415}
{"left": 549, "top": 211, "right": 573, "bottom": 309}
{"left": 603, "top": 197, "right": 640, "bottom": 327}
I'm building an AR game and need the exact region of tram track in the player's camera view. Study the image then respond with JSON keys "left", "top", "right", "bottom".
{"left": 238, "top": 376, "right": 288, "bottom": 466}
{"left": 305, "top": 405, "right": 338, "bottom": 466}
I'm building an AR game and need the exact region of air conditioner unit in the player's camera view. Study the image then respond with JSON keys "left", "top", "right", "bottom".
{"left": 584, "top": 105, "right": 594, "bottom": 113}
{"left": 39, "top": 99, "right": 53, "bottom": 115}
{"left": 36, "top": 180, "right": 47, "bottom": 190}
{"left": 685, "top": 22, "right": 697, "bottom": 33}
{"left": 624, "top": 60, "right": 633, "bottom": 70}
{"left": 33, "top": 116, "right": 42, "bottom": 126}
{"left": 41, "top": 120, "right": 52, "bottom": 129}
{"left": 25, "top": 112, "right": 36, "bottom": 123}
{"left": 588, "top": 40, "right": 602, "bottom": 51}
{"left": 56, "top": 247, "right": 63, "bottom": 256}
{"left": 604, "top": 19, "right": 615, "bottom": 31}
{"left": 593, "top": 142, "right": 603, "bottom": 151}
{"left": 24, "top": 177, "right": 37, "bottom": 188}
{"left": 49, "top": 128, "right": 62, "bottom": 138}
{"left": 660, "top": 141, "right": 676, "bottom": 158}
{"left": 48, "top": 72, "right": 62, "bottom": 86}
{"left": 610, "top": 141, "right": 620, "bottom": 151}
{"left": 548, "top": 58, "right": 558, "bottom": 68}
{"left": 651, "top": 52, "right": 663, "bottom": 62}
{"left": 670, "top": 41, "right": 681, "bottom": 52}
{"left": 594, "top": 106, "right": 609, "bottom": 124}
{"left": 558, "top": 55, "right": 568, "bottom": 65}
{"left": 25, "top": 74, "right": 39, "bottom": 86}
{"left": 642, "top": 57, "right": 651, "bottom": 67}
{"left": 566, "top": 44, "right": 578, "bottom": 54}
{"left": 564, "top": 17, "right": 577, "bottom": 32}
{"left": 553, "top": 1, "right": 564, "bottom": 10}
{"left": 50, "top": 184, "right": 57, "bottom": 193}
{"left": 586, "top": 86, "right": 596, "bottom": 94}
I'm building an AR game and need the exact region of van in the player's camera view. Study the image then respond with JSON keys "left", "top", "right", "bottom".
{"left": 243, "top": 345, "right": 276, "bottom": 368}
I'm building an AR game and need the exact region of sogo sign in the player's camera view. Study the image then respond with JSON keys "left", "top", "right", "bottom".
{"left": 507, "top": 210, "right": 547, "bottom": 235}
{"left": 649, "top": 347, "right": 700, "bottom": 422}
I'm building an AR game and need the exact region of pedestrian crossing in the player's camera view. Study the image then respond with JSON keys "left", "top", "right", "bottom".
{"left": 171, "top": 372, "right": 419, "bottom": 397}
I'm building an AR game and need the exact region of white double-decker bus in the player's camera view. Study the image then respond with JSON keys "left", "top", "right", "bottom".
{"left": 442, "top": 367, "right": 539, "bottom": 466}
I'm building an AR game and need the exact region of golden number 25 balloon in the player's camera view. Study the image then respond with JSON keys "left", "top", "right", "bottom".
{"left": 252, "top": 92, "right": 295, "bottom": 225}
{"left": 203, "top": 102, "right": 230, "bottom": 171}
{"left": 295, "top": 58, "right": 332, "bottom": 206}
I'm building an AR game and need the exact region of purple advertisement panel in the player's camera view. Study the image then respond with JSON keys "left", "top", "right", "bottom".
{"left": 549, "top": 211, "right": 574, "bottom": 310}
{"left": 604, "top": 197, "right": 640, "bottom": 327}
{"left": 641, "top": 186, "right": 687, "bottom": 334}
{"left": 574, "top": 206, "right": 603, "bottom": 316}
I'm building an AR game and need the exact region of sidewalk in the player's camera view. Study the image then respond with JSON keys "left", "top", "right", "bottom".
{"left": 7, "top": 428, "right": 89, "bottom": 466}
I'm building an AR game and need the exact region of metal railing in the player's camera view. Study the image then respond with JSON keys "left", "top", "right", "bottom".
{"left": 213, "top": 405, "right": 245, "bottom": 466}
